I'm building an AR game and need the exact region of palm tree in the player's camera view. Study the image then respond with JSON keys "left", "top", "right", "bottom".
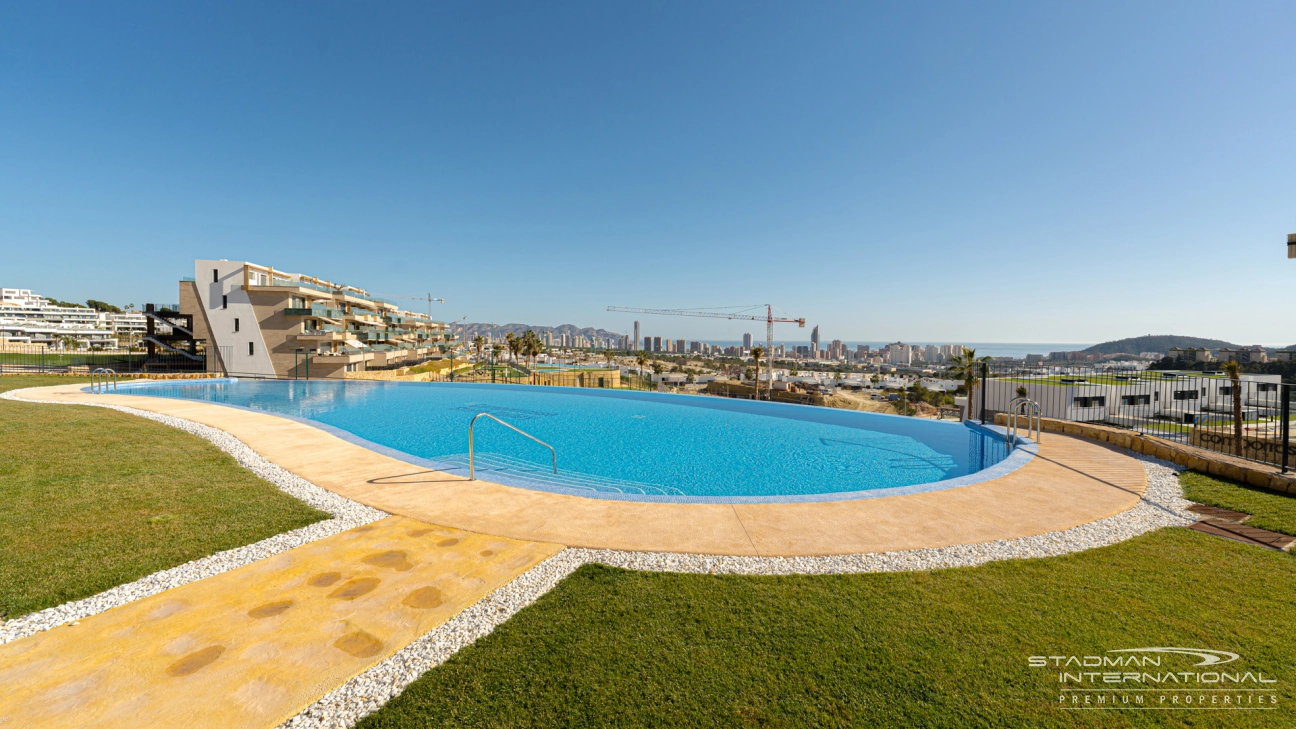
{"left": 521, "top": 330, "right": 543, "bottom": 370}
{"left": 749, "top": 345, "right": 764, "bottom": 401}
{"left": 1222, "top": 359, "right": 1244, "bottom": 457}
{"left": 946, "top": 347, "right": 990, "bottom": 422}
{"left": 505, "top": 332, "right": 517, "bottom": 364}
{"left": 472, "top": 335, "right": 485, "bottom": 364}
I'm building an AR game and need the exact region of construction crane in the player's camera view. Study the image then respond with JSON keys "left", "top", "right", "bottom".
{"left": 606, "top": 305, "right": 805, "bottom": 399}
{"left": 379, "top": 293, "right": 445, "bottom": 320}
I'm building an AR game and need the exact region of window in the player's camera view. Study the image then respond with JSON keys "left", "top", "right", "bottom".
{"left": 1073, "top": 396, "right": 1106, "bottom": 408}
{"left": 213, "top": 268, "right": 219, "bottom": 283}
{"left": 233, "top": 318, "right": 239, "bottom": 333}
{"left": 1120, "top": 395, "right": 1151, "bottom": 406}
{"left": 222, "top": 295, "right": 228, "bottom": 310}
{"left": 1258, "top": 383, "right": 1279, "bottom": 392}
{"left": 248, "top": 342, "right": 254, "bottom": 356}
{"left": 1219, "top": 386, "right": 1233, "bottom": 396}
{"left": 1173, "top": 389, "right": 1199, "bottom": 400}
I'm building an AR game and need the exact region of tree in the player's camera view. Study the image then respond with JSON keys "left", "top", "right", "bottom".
{"left": 1222, "top": 359, "right": 1244, "bottom": 457}
{"left": 521, "top": 330, "right": 543, "bottom": 369}
{"left": 505, "top": 332, "right": 517, "bottom": 364}
{"left": 750, "top": 345, "right": 765, "bottom": 401}
{"left": 491, "top": 344, "right": 504, "bottom": 365}
{"left": 86, "top": 299, "right": 122, "bottom": 314}
{"left": 1016, "top": 385, "right": 1029, "bottom": 398}
{"left": 946, "top": 347, "right": 990, "bottom": 422}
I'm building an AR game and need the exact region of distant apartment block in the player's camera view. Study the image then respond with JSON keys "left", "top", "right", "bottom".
{"left": 0, "top": 288, "right": 145, "bottom": 347}
{"left": 180, "top": 260, "right": 449, "bottom": 378}
{"left": 1167, "top": 347, "right": 1215, "bottom": 362}
{"left": 1217, "top": 346, "right": 1268, "bottom": 364}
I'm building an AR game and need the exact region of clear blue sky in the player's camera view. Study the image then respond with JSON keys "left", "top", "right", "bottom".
{"left": 2, "top": 2, "right": 1293, "bottom": 344}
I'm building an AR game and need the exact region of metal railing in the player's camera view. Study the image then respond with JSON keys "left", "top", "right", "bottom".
{"left": 977, "top": 360, "right": 1295, "bottom": 471}
{"left": 90, "top": 368, "right": 117, "bottom": 393}
{"left": 467, "top": 412, "right": 557, "bottom": 481}
{"left": 1007, "top": 396, "right": 1041, "bottom": 448}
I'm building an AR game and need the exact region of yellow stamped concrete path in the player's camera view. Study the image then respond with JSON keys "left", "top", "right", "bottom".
{"left": 0, "top": 516, "right": 562, "bottom": 729}
{"left": 17, "top": 384, "right": 1148, "bottom": 556}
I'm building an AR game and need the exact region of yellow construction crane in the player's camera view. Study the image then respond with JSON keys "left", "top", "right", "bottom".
{"left": 606, "top": 304, "right": 806, "bottom": 399}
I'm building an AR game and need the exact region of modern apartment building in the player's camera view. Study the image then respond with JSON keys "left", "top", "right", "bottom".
{"left": 0, "top": 288, "right": 144, "bottom": 347}
{"left": 180, "top": 260, "right": 449, "bottom": 378}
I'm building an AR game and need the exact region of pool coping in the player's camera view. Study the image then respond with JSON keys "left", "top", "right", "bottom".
{"left": 100, "top": 377, "right": 1037, "bottom": 505}
{"left": 22, "top": 382, "right": 1149, "bottom": 557}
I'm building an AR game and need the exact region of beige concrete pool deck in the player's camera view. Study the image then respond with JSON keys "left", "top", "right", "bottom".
{"left": 19, "top": 384, "right": 1148, "bottom": 557}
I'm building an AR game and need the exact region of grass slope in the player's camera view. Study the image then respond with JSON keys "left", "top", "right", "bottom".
{"left": 1181, "top": 470, "right": 1296, "bottom": 536}
{"left": 360, "top": 529, "right": 1294, "bottom": 729}
{"left": 0, "top": 376, "right": 330, "bottom": 619}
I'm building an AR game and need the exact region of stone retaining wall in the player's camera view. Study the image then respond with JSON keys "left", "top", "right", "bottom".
{"left": 993, "top": 414, "right": 1296, "bottom": 495}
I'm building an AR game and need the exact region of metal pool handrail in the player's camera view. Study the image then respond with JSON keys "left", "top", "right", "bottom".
{"left": 1007, "top": 396, "right": 1041, "bottom": 448}
{"left": 90, "top": 368, "right": 117, "bottom": 394}
{"left": 468, "top": 412, "right": 557, "bottom": 481}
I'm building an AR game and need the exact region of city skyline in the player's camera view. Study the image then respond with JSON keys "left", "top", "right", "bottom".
{"left": 2, "top": 3, "right": 1294, "bottom": 343}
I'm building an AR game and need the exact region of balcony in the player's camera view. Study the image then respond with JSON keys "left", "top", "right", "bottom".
{"left": 292, "top": 330, "right": 345, "bottom": 342}
{"left": 283, "top": 307, "right": 346, "bottom": 319}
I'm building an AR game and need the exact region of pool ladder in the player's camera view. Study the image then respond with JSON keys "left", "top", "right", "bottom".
{"left": 1007, "top": 397, "right": 1041, "bottom": 449}
{"left": 467, "top": 412, "right": 557, "bottom": 481}
{"left": 90, "top": 368, "right": 118, "bottom": 394}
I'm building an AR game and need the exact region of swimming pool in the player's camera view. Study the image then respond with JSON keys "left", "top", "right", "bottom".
{"left": 117, "top": 379, "right": 1026, "bottom": 503}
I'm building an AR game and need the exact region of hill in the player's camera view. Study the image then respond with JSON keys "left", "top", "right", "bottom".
{"left": 1081, "top": 335, "right": 1236, "bottom": 356}
{"left": 458, "top": 322, "right": 624, "bottom": 342}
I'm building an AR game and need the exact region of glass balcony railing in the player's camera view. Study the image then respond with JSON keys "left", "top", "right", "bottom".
{"left": 261, "top": 276, "right": 393, "bottom": 306}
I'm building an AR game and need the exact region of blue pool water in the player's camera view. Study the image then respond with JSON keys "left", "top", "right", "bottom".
{"left": 122, "top": 380, "right": 1016, "bottom": 502}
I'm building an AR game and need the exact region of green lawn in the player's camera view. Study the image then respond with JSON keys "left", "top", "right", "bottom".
{"left": 1181, "top": 470, "right": 1296, "bottom": 536}
{"left": 0, "top": 375, "right": 330, "bottom": 619}
{"left": 359, "top": 528, "right": 1294, "bottom": 729}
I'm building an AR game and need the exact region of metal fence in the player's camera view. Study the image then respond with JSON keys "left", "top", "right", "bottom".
{"left": 419, "top": 364, "right": 656, "bottom": 391}
{"left": 975, "top": 361, "right": 1293, "bottom": 472}
{"left": 0, "top": 344, "right": 223, "bottom": 375}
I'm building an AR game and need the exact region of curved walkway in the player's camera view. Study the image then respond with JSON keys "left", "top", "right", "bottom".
{"left": 1, "top": 383, "right": 1182, "bottom": 729}
{"left": 18, "top": 384, "right": 1147, "bottom": 557}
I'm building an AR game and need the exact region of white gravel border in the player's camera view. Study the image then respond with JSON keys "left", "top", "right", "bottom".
{"left": 284, "top": 455, "right": 1196, "bottom": 729}
{"left": 0, "top": 386, "right": 1199, "bottom": 729}
{"left": 0, "top": 387, "right": 387, "bottom": 644}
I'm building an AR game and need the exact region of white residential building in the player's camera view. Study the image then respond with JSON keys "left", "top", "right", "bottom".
{"left": 0, "top": 288, "right": 118, "bottom": 347}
